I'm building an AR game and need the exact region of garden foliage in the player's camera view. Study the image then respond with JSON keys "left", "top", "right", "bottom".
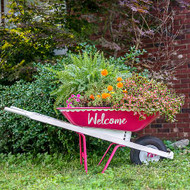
{"left": 0, "top": 0, "right": 80, "bottom": 84}
{"left": 0, "top": 62, "right": 80, "bottom": 154}
{"left": 47, "top": 47, "right": 147, "bottom": 109}
{"left": 66, "top": 72, "right": 184, "bottom": 122}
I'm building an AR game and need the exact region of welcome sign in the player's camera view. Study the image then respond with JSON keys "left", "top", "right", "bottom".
{"left": 88, "top": 113, "right": 127, "bottom": 125}
{"left": 57, "top": 107, "right": 159, "bottom": 132}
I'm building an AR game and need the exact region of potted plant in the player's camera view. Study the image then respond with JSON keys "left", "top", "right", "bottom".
{"left": 57, "top": 69, "right": 184, "bottom": 131}
{"left": 50, "top": 50, "right": 184, "bottom": 131}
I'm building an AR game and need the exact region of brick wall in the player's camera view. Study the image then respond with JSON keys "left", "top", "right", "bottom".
{"left": 136, "top": 6, "right": 190, "bottom": 140}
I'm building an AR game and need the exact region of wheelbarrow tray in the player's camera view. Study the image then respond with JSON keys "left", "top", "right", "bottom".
{"left": 57, "top": 107, "right": 159, "bottom": 132}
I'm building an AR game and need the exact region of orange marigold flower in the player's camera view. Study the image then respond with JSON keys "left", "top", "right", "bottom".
{"left": 102, "top": 93, "right": 111, "bottom": 99}
{"left": 123, "top": 89, "right": 127, "bottom": 93}
{"left": 117, "top": 82, "right": 123, "bottom": 88}
{"left": 102, "top": 93, "right": 107, "bottom": 99}
{"left": 90, "top": 94, "right": 95, "bottom": 100}
{"left": 96, "top": 95, "right": 101, "bottom": 98}
{"left": 117, "top": 77, "right": 123, "bottom": 82}
{"left": 107, "top": 85, "right": 113, "bottom": 91}
{"left": 101, "top": 69, "right": 108, "bottom": 76}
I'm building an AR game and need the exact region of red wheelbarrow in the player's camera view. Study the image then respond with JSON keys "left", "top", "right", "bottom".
{"left": 4, "top": 106, "right": 173, "bottom": 173}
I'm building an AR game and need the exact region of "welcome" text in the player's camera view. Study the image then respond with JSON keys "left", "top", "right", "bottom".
{"left": 88, "top": 113, "right": 127, "bottom": 125}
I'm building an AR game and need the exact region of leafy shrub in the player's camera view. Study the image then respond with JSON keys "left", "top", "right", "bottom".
{"left": 0, "top": 63, "right": 78, "bottom": 154}
{"left": 0, "top": 0, "right": 76, "bottom": 84}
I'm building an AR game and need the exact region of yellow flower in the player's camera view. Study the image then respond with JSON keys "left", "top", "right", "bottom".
{"left": 117, "top": 82, "right": 123, "bottom": 88}
{"left": 101, "top": 69, "right": 108, "bottom": 76}
{"left": 96, "top": 95, "right": 101, "bottom": 98}
{"left": 107, "top": 85, "right": 113, "bottom": 91}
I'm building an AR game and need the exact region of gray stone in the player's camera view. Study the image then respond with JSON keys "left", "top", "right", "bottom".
{"left": 171, "top": 139, "right": 189, "bottom": 149}
{"left": 54, "top": 48, "right": 68, "bottom": 56}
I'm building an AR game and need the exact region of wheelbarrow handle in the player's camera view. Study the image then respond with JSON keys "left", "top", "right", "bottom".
{"left": 4, "top": 107, "right": 28, "bottom": 117}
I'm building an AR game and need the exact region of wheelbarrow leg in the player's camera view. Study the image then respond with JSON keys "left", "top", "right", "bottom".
{"left": 98, "top": 143, "right": 116, "bottom": 165}
{"left": 79, "top": 134, "right": 83, "bottom": 165}
{"left": 78, "top": 133, "right": 88, "bottom": 173}
{"left": 102, "top": 144, "right": 124, "bottom": 173}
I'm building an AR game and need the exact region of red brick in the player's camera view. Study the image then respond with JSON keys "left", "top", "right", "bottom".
{"left": 174, "top": 20, "right": 180, "bottom": 26}
{"left": 158, "top": 128, "right": 170, "bottom": 133}
{"left": 175, "top": 73, "right": 188, "bottom": 79}
{"left": 153, "top": 134, "right": 170, "bottom": 139}
{"left": 181, "top": 78, "right": 190, "bottom": 83}
{"left": 181, "top": 118, "right": 190, "bottom": 122}
{"left": 185, "top": 98, "right": 190, "bottom": 103}
{"left": 174, "top": 45, "right": 187, "bottom": 50}
{"left": 144, "top": 128, "right": 157, "bottom": 134}
{"left": 186, "top": 13, "right": 190, "bottom": 18}
{"left": 167, "top": 133, "right": 179, "bottom": 138}
{"left": 178, "top": 128, "right": 184, "bottom": 132}
{"left": 175, "top": 14, "right": 186, "bottom": 20}
{"left": 178, "top": 132, "right": 190, "bottom": 138}
{"left": 177, "top": 123, "right": 190, "bottom": 128}
{"left": 178, "top": 49, "right": 190, "bottom": 54}
{"left": 185, "top": 33, "right": 190, "bottom": 38}
{"left": 178, "top": 89, "right": 190, "bottom": 93}
{"left": 184, "top": 128, "right": 190, "bottom": 132}
{"left": 174, "top": 84, "right": 189, "bottom": 88}
{"left": 186, "top": 44, "right": 190, "bottom": 49}
{"left": 162, "top": 124, "right": 176, "bottom": 128}
{"left": 176, "top": 113, "right": 189, "bottom": 119}
{"left": 185, "top": 24, "right": 190, "bottom": 28}
{"left": 181, "top": 39, "right": 190, "bottom": 44}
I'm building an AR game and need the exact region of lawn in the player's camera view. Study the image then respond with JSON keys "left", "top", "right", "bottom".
{"left": 0, "top": 146, "right": 189, "bottom": 190}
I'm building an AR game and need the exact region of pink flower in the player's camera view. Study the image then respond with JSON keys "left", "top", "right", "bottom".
{"left": 71, "top": 94, "right": 75, "bottom": 98}
{"left": 77, "top": 94, "right": 81, "bottom": 98}
{"left": 76, "top": 99, "right": 80, "bottom": 102}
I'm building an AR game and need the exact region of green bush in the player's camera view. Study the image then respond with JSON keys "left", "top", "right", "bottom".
{"left": 0, "top": 0, "right": 77, "bottom": 84}
{"left": 0, "top": 62, "right": 77, "bottom": 154}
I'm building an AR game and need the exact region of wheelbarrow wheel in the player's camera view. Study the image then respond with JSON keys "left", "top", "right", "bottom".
{"left": 130, "top": 136, "right": 167, "bottom": 165}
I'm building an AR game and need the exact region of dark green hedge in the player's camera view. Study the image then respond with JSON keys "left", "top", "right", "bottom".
{"left": 0, "top": 63, "right": 81, "bottom": 154}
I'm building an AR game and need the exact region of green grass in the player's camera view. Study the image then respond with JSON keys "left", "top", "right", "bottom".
{"left": 0, "top": 147, "right": 189, "bottom": 190}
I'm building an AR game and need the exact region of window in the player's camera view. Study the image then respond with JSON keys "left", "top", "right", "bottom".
{"left": 0, "top": 0, "right": 9, "bottom": 25}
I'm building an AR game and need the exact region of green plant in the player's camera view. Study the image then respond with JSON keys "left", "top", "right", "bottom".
{"left": 0, "top": 62, "right": 77, "bottom": 154}
{"left": 0, "top": 149, "right": 190, "bottom": 189}
{"left": 0, "top": 0, "right": 76, "bottom": 84}
{"left": 65, "top": 72, "right": 184, "bottom": 122}
{"left": 48, "top": 50, "right": 131, "bottom": 109}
